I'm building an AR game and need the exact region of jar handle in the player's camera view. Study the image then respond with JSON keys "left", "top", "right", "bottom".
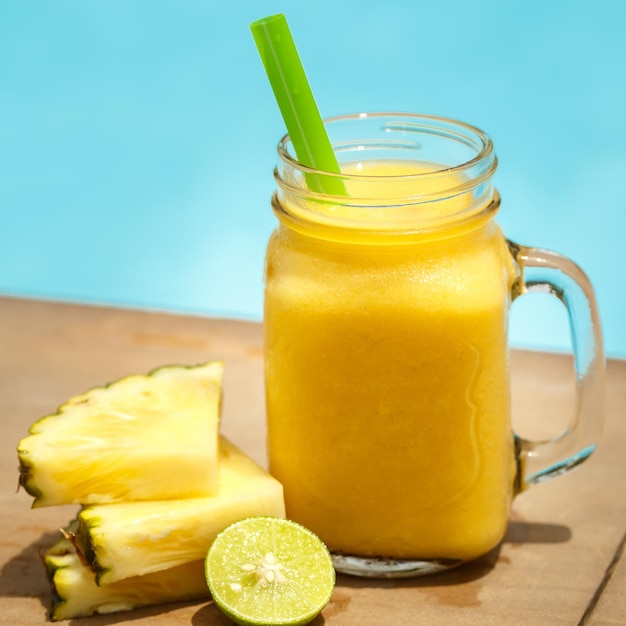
{"left": 508, "top": 241, "right": 605, "bottom": 492}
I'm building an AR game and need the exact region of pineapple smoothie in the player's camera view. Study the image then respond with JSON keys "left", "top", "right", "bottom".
{"left": 255, "top": 17, "right": 604, "bottom": 578}
{"left": 265, "top": 157, "right": 518, "bottom": 562}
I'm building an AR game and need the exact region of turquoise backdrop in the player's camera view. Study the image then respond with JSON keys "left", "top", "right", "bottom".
{"left": 2, "top": 1, "right": 625, "bottom": 357}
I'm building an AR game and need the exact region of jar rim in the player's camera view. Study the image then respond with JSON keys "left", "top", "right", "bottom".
{"left": 276, "top": 111, "right": 495, "bottom": 187}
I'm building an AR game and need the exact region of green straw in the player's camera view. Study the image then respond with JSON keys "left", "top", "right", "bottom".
{"left": 250, "top": 13, "right": 345, "bottom": 196}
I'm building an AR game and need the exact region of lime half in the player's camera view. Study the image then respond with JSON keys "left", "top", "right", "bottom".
{"left": 205, "top": 516, "right": 335, "bottom": 626}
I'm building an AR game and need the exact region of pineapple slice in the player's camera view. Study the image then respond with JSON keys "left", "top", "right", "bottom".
{"left": 18, "top": 361, "right": 223, "bottom": 506}
{"left": 45, "top": 525, "right": 208, "bottom": 621}
{"left": 73, "top": 437, "right": 285, "bottom": 585}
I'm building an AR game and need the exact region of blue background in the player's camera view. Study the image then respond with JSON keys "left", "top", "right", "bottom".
{"left": 2, "top": 1, "right": 625, "bottom": 357}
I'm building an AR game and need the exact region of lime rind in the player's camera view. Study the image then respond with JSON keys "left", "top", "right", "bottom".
{"left": 205, "top": 516, "right": 335, "bottom": 626}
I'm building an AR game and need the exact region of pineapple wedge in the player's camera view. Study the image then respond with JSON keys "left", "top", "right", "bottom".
{"left": 73, "top": 437, "right": 285, "bottom": 585}
{"left": 18, "top": 361, "right": 223, "bottom": 506}
{"left": 45, "top": 526, "right": 208, "bottom": 621}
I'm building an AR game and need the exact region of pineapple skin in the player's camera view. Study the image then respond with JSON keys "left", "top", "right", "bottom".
{"left": 17, "top": 361, "right": 223, "bottom": 506}
{"left": 45, "top": 532, "right": 208, "bottom": 621}
{"left": 75, "top": 437, "right": 286, "bottom": 585}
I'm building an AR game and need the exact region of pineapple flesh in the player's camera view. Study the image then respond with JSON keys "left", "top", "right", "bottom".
{"left": 45, "top": 526, "right": 208, "bottom": 621}
{"left": 17, "top": 361, "right": 223, "bottom": 506}
{"left": 73, "top": 437, "right": 285, "bottom": 584}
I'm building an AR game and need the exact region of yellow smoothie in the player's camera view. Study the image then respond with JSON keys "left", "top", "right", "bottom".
{"left": 264, "top": 161, "right": 518, "bottom": 561}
